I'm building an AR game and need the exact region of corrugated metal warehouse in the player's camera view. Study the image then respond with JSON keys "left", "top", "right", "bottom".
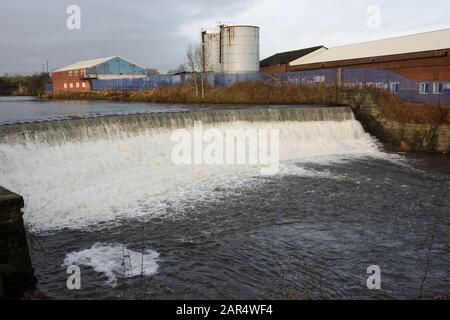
{"left": 52, "top": 56, "right": 146, "bottom": 92}
{"left": 257, "top": 28, "right": 450, "bottom": 104}
{"left": 288, "top": 28, "right": 450, "bottom": 81}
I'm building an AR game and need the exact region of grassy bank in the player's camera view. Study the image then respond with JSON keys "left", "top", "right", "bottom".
{"left": 377, "top": 92, "right": 449, "bottom": 125}
{"left": 44, "top": 82, "right": 449, "bottom": 125}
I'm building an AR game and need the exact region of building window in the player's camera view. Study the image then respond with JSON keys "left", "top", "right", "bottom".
{"left": 64, "top": 83, "right": 68, "bottom": 89}
{"left": 70, "top": 83, "right": 73, "bottom": 88}
{"left": 419, "top": 83, "right": 430, "bottom": 95}
{"left": 313, "top": 75, "right": 325, "bottom": 83}
{"left": 390, "top": 82, "right": 400, "bottom": 94}
{"left": 75, "top": 70, "right": 79, "bottom": 76}
{"left": 76, "top": 82, "right": 80, "bottom": 88}
{"left": 69, "top": 71, "right": 73, "bottom": 77}
{"left": 433, "top": 82, "right": 444, "bottom": 95}
{"left": 82, "top": 82, "right": 86, "bottom": 88}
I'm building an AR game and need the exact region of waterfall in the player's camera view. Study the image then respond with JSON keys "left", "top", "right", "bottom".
{"left": 0, "top": 107, "right": 384, "bottom": 232}
{"left": 0, "top": 107, "right": 354, "bottom": 145}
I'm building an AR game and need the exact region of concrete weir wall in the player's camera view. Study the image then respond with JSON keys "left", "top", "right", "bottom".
{"left": 340, "top": 92, "right": 450, "bottom": 153}
{"left": 0, "top": 187, "right": 36, "bottom": 298}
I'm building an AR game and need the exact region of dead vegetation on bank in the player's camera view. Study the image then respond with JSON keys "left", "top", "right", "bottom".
{"left": 377, "top": 91, "right": 449, "bottom": 125}
{"left": 44, "top": 82, "right": 449, "bottom": 126}
{"left": 46, "top": 82, "right": 340, "bottom": 105}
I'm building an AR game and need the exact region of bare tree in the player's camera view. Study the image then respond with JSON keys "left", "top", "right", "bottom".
{"left": 195, "top": 42, "right": 211, "bottom": 99}
{"left": 195, "top": 45, "right": 205, "bottom": 99}
{"left": 186, "top": 43, "right": 199, "bottom": 98}
{"left": 186, "top": 41, "right": 212, "bottom": 99}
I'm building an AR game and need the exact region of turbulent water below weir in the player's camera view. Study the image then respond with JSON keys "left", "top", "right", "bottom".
{"left": 0, "top": 99, "right": 448, "bottom": 300}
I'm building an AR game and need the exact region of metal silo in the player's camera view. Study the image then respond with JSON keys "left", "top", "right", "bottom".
{"left": 220, "top": 25, "right": 260, "bottom": 73}
{"left": 201, "top": 29, "right": 221, "bottom": 73}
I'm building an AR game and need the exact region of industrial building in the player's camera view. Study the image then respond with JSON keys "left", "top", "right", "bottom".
{"left": 46, "top": 27, "right": 449, "bottom": 104}
{"left": 202, "top": 25, "right": 260, "bottom": 73}
{"left": 259, "top": 28, "right": 450, "bottom": 104}
{"left": 260, "top": 46, "right": 325, "bottom": 74}
{"left": 52, "top": 56, "right": 146, "bottom": 92}
{"left": 287, "top": 28, "right": 450, "bottom": 81}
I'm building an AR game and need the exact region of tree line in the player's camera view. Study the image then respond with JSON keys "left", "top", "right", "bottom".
{"left": 0, "top": 73, "right": 51, "bottom": 96}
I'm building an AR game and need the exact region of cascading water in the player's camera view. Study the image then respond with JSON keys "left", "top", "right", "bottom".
{"left": 0, "top": 107, "right": 386, "bottom": 232}
{"left": 1, "top": 104, "right": 448, "bottom": 299}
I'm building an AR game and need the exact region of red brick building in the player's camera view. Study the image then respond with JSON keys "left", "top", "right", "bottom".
{"left": 52, "top": 68, "right": 91, "bottom": 93}
{"left": 52, "top": 56, "right": 147, "bottom": 92}
{"left": 287, "top": 28, "right": 450, "bottom": 82}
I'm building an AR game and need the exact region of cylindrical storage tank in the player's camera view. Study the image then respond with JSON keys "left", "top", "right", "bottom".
{"left": 201, "top": 30, "right": 221, "bottom": 73}
{"left": 220, "top": 25, "right": 260, "bottom": 73}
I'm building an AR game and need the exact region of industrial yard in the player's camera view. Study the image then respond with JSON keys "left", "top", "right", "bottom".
{"left": 44, "top": 26, "right": 450, "bottom": 106}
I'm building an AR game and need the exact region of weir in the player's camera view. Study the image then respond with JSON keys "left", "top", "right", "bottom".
{"left": 0, "top": 105, "right": 385, "bottom": 296}
{"left": 0, "top": 107, "right": 354, "bottom": 145}
{"left": 0, "top": 105, "right": 383, "bottom": 233}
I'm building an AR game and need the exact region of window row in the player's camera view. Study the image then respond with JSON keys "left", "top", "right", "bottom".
{"left": 390, "top": 82, "right": 446, "bottom": 95}
{"left": 68, "top": 70, "right": 83, "bottom": 77}
{"left": 419, "top": 82, "right": 444, "bottom": 95}
{"left": 63, "top": 82, "right": 87, "bottom": 89}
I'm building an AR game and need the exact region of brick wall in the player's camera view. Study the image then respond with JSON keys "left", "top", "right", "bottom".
{"left": 52, "top": 69, "right": 92, "bottom": 93}
{"left": 260, "top": 64, "right": 288, "bottom": 75}
{"left": 288, "top": 50, "right": 450, "bottom": 82}
{"left": 0, "top": 187, "right": 36, "bottom": 298}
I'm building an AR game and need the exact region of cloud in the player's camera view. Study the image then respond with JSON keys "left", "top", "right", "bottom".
{"left": 0, "top": 0, "right": 256, "bottom": 74}
{"left": 236, "top": 0, "right": 450, "bottom": 59}
{"left": 0, "top": 0, "right": 449, "bottom": 74}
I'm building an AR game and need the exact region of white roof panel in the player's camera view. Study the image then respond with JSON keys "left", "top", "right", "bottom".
{"left": 53, "top": 56, "right": 146, "bottom": 73}
{"left": 290, "top": 28, "right": 450, "bottom": 66}
{"left": 54, "top": 56, "right": 117, "bottom": 72}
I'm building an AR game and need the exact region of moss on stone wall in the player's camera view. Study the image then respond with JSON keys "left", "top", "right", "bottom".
{"left": 341, "top": 92, "right": 450, "bottom": 153}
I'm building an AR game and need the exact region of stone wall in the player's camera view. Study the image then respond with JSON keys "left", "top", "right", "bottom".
{"left": 339, "top": 92, "right": 450, "bottom": 153}
{"left": 0, "top": 187, "right": 36, "bottom": 298}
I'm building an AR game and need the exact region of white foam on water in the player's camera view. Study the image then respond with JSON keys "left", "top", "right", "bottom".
{"left": 0, "top": 119, "right": 397, "bottom": 232}
{"left": 62, "top": 243, "right": 160, "bottom": 287}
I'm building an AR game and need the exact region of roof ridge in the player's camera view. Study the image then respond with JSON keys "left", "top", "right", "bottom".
{"left": 330, "top": 27, "right": 450, "bottom": 49}
{"left": 260, "top": 46, "right": 325, "bottom": 66}
{"left": 53, "top": 56, "right": 147, "bottom": 73}
{"left": 290, "top": 28, "right": 450, "bottom": 67}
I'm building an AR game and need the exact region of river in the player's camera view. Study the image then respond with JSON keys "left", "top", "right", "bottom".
{"left": 0, "top": 96, "right": 448, "bottom": 300}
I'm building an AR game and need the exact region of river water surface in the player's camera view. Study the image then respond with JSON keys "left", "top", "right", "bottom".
{"left": 0, "top": 96, "right": 448, "bottom": 300}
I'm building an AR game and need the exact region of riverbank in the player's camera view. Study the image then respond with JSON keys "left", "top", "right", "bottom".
{"left": 44, "top": 82, "right": 450, "bottom": 153}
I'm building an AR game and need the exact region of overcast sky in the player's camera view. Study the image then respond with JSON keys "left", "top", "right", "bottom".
{"left": 1, "top": 0, "right": 449, "bottom": 74}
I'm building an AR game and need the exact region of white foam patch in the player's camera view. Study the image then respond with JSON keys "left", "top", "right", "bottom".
{"left": 0, "top": 120, "right": 399, "bottom": 232}
{"left": 62, "top": 244, "right": 159, "bottom": 287}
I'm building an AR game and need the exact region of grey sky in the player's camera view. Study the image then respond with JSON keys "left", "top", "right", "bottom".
{"left": 1, "top": 0, "right": 449, "bottom": 74}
